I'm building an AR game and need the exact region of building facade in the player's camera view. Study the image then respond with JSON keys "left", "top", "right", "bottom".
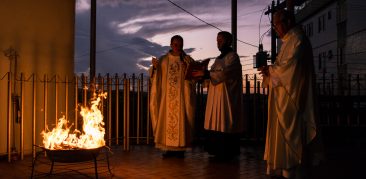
{"left": 296, "top": 0, "right": 366, "bottom": 95}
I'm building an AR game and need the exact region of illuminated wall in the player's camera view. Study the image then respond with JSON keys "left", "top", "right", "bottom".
{"left": 0, "top": 0, "right": 75, "bottom": 155}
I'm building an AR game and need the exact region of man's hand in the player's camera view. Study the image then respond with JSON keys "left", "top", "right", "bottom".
{"left": 258, "top": 66, "right": 269, "bottom": 76}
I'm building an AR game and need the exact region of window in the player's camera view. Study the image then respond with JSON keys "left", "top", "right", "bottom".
{"left": 318, "top": 54, "right": 322, "bottom": 70}
{"left": 309, "top": 22, "right": 313, "bottom": 36}
{"left": 318, "top": 14, "right": 326, "bottom": 33}
{"left": 328, "top": 50, "right": 333, "bottom": 60}
{"left": 328, "top": 10, "right": 332, "bottom": 19}
{"left": 318, "top": 52, "right": 327, "bottom": 72}
{"left": 304, "top": 22, "right": 313, "bottom": 37}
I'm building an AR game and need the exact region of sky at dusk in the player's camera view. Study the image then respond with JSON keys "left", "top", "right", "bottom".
{"left": 74, "top": 0, "right": 273, "bottom": 76}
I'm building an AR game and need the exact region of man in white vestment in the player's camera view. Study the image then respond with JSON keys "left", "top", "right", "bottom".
{"left": 149, "top": 35, "right": 196, "bottom": 158}
{"left": 204, "top": 31, "right": 245, "bottom": 159}
{"left": 260, "top": 9, "right": 323, "bottom": 179}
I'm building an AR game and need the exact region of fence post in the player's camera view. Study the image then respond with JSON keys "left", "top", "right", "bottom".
{"left": 245, "top": 74, "right": 250, "bottom": 95}
{"left": 55, "top": 75, "right": 58, "bottom": 124}
{"left": 357, "top": 74, "right": 360, "bottom": 126}
{"left": 43, "top": 74, "right": 48, "bottom": 138}
{"left": 137, "top": 74, "right": 141, "bottom": 144}
{"left": 131, "top": 73, "right": 136, "bottom": 144}
{"left": 65, "top": 76, "right": 69, "bottom": 122}
{"left": 253, "top": 74, "right": 257, "bottom": 140}
{"left": 97, "top": 74, "right": 105, "bottom": 136}
{"left": 82, "top": 74, "right": 87, "bottom": 107}
{"left": 20, "top": 73, "right": 24, "bottom": 160}
{"left": 74, "top": 76, "right": 78, "bottom": 130}
{"left": 32, "top": 74, "right": 37, "bottom": 158}
{"left": 107, "top": 73, "right": 112, "bottom": 146}
{"left": 147, "top": 76, "right": 151, "bottom": 144}
{"left": 7, "top": 72, "right": 12, "bottom": 162}
{"left": 115, "top": 74, "right": 120, "bottom": 145}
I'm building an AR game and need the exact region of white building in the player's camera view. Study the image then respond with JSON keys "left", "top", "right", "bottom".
{"left": 296, "top": 0, "right": 366, "bottom": 95}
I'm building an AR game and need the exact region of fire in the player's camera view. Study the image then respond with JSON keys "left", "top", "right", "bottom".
{"left": 41, "top": 92, "right": 107, "bottom": 150}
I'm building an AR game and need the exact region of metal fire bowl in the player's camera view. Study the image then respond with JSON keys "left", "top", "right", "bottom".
{"left": 43, "top": 146, "right": 103, "bottom": 163}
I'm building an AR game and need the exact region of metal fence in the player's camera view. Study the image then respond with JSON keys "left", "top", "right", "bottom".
{"left": 0, "top": 72, "right": 365, "bottom": 162}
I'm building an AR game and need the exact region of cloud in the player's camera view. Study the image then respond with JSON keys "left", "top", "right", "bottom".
{"left": 75, "top": 0, "right": 90, "bottom": 13}
{"left": 74, "top": 0, "right": 273, "bottom": 75}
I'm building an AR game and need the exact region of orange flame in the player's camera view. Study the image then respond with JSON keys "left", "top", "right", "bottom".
{"left": 41, "top": 92, "right": 107, "bottom": 150}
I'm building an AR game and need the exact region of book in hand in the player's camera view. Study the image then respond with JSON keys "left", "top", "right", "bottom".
{"left": 185, "top": 58, "right": 210, "bottom": 80}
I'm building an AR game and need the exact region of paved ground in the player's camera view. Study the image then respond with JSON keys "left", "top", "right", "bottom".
{"left": 0, "top": 143, "right": 364, "bottom": 179}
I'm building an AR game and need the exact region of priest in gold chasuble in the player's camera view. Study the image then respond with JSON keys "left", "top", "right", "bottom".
{"left": 149, "top": 35, "right": 196, "bottom": 157}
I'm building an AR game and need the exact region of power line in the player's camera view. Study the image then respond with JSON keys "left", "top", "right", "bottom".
{"left": 166, "top": 0, "right": 258, "bottom": 48}
{"left": 75, "top": 0, "right": 262, "bottom": 63}
{"left": 167, "top": 0, "right": 220, "bottom": 31}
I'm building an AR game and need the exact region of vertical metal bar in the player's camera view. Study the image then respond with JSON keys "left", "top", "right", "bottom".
{"left": 146, "top": 78, "right": 150, "bottom": 145}
{"left": 131, "top": 74, "right": 135, "bottom": 142}
{"left": 32, "top": 75, "right": 37, "bottom": 158}
{"left": 357, "top": 74, "right": 360, "bottom": 126}
{"left": 83, "top": 74, "right": 87, "bottom": 107}
{"left": 55, "top": 76, "right": 58, "bottom": 124}
{"left": 137, "top": 77, "right": 140, "bottom": 144}
{"left": 253, "top": 74, "right": 257, "bottom": 140}
{"left": 74, "top": 76, "right": 78, "bottom": 130}
{"left": 254, "top": 74, "right": 257, "bottom": 95}
{"left": 127, "top": 79, "right": 130, "bottom": 150}
{"left": 7, "top": 72, "right": 12, "bottom": 162}
{"left": 44, "top": 74, "right": 48, "bottom": 134}
{"left": 100, "top": 75, "right": 105, "bottom": 128}
{"left": 231, "top": 0, "right": 237, "bottom": 52}
{"left": 20, "top": 73, "right": 24, "bottom": 160}
{"left": 107, "top": 74, "right": 112, "bottom": 146}
{"left": 115, "top": 74, "right": 119, "bottom": 145}
{"left": 245, "top": 74, "right": 249, "bottom": 94}
{"left": 90, "top": 0, "right": 96, "bottom": 80}
{"left": 140, "top": 74, "right": 144, "bottom": 143}
{"left": 123, "top": 78, "right": 127, "bottom": 150}
{"left": 65, "top": 76, "right": 69, "bottom": 121}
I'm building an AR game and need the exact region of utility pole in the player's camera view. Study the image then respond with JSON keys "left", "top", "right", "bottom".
{"left": 231, "top": 0, "right": 237, "bottom": 52}
{"left": 265, "top": 0, "right": 277, "bottom": 64}
{"left": 90, "top": 0, "right": 96, "bottom": 81}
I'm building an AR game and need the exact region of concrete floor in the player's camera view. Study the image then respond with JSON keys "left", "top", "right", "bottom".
{"left": 0, "top": 144, "right": 364, "bottom": 179}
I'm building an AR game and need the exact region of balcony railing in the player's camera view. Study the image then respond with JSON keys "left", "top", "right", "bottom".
{"left": 0, "top": 72, "right": 365, "bottom": 162}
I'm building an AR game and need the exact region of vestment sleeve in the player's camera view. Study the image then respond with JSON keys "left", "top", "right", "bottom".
{"left": 210, "top": 52, "right": 241, "bottom": 85}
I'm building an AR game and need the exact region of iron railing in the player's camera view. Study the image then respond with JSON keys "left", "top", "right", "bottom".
{"left": 0, "top": 72, "right": 365, "bottom": 162}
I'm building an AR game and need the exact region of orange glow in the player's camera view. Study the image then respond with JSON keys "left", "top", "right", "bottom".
{"left": 41, "top": 92, "right": 107, "bottom": 150}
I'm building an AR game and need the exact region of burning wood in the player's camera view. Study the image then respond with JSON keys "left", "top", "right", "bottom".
{"left": 41, "top": 92, "right": 107, "bottom": 150}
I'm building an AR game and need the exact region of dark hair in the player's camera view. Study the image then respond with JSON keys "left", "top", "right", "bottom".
{"left": 170, "top": 35, "right": 184, "bottom": 44}
{"left": 218, "top": 31, "right": 233, "bottom": 45}
{"left": 274, "top": 9, "right": 296, "bottom": 26}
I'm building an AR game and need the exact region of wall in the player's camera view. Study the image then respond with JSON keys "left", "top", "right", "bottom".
{"left": 0, "top": 0, "right": 75, "bottom": 155}
{"left": 345, "top": 0, "right": 366, "bottom": 74}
